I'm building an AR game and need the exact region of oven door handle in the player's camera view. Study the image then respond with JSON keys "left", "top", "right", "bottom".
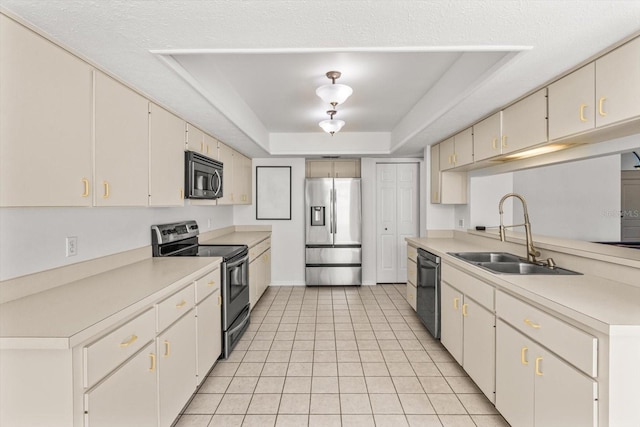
{"left": 227, "top": 307, "right": 250, "bottom": 335}
{"left": 226, "top": 254, "right": 249, "bottom": 269}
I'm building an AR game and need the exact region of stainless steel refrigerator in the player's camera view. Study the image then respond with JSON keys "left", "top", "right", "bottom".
{"left": 305, "top": 178, "right": 362, "bottom": 286}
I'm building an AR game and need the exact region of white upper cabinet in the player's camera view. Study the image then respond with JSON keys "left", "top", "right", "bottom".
{"left": 94, "top": 71, "right": 149, "bottom": 206}
{"left": 549, "top": 37, "right": 640, "bottom": 140}
{"left": 0, "top": 14, "right": 93, "bottom": 207}
{"left": 430, "top": 144, "right": 441, "bottom": 204}
{"left": 149, "top": 103, "right": 186, "bottom": 207}
{"left": 501, "top": 89, "right": 548, "bottom": 155}
{"left": 548, "top": 64, "right": 595, "bottom": 140}
{"left": 185, "top": 123, "right": 204, "bottom": 154}
{"left": 473, "top": 112, "right": 502, "bottom": 162}
{"left": 217, "top": 141, "right": 234, "bottom": 205}
{"left": 595, "top": 37, "right": 640, "bottom": 127}
{"left": 439, "top": 128, "right": 474, "bottom": 171}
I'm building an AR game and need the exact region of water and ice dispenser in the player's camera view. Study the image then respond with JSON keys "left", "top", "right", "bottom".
{"left": 310, "top": 206, "right": 325, "bottom": 226}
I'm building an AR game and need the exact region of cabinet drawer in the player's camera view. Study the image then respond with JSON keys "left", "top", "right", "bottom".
{"left": 250, "top": 237, "right": 270, "bottom": 261}
{"left": 407, "top": 244, "right": 417, "bottom": 261}
{"left": 83, "top": 308, "right": 155, "bottom": 388}
{"left": 496, "top": 291, "right": 597, "bottom": 377}
{"left": 407, "top": 259, "right": 417, "bottom": 286}
{"left": 441, "top": 263, "right": 494, "bottom": 310}
{"left": 406, "top": 282, "right": 417, "bottom": 311}
{"left": 195, "top": 268, "right": 220, "bottom": 303}
{"left": 157, "top": 284, "right": 195, "bottom": 333}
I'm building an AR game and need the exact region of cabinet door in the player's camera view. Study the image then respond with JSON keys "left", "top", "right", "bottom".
{"left": 440, "top": 282, "right": 463, "bottom": 364}
{"left": 534, "top": 347, "right": 598, "bottom": 427}
{"left": 473, "top": 112, "right": 502, "bottom": 162}
{"left": 84, "top": 342, "right": 158, "bottom": 427}
{"left": 440, "top": 171, "right": 468, "bottom": 205}
{"left": 502, "top": 89, "right": 548, "bottom": 155}
{"left": 94, "top": 72, "right": 149, "bottom": 206}
{"left": 462, "top": 298, "right": 495, "bottom": 403}
{"left": 454, "top": 128, "right": 474, "bottom": 167}
{"left": 204, "top": 133, "right": 217, "bottom": 159}
{"left": 196, "top": 291, "right": 221, "bottom": 385}
{"left": 548, "top": 64, "right": 595, "bottom": 140}
{"left": 233, "top": 151, "right": 246, "bottom": 204}
{"left": 249, "top": 258, "right": 261, "bottom": 310}
{"left": 242, "top": 154, "right": 253, "bottom": 204}
{"left": 595, "top": 37, "right": 640, "bottom": 127}
{"left": 307, "top": 160, "right": 334, "bottom": 178}
{"left": 495, "top": 320, "right": 535, "bottom": 427}
{"left": 217, "top": 142, "right": 234, "bottom": 205}
{"left": 430, "top": 144, "right": 441, "bottom": 203}
{"left": 185, "top": 123, "right": 204, "bottom": 153}
{"left": 149, "top": 103, "right": 185, "bottom": 206}
{"left": 0, "top": 14, "right": 93, "bottom": 207}
{"left": 260, "top": 249, "right": 271, "bottom": 298}
{"left": 439, "top": 137, "right": 455, "bottom": 171}
{"left": 334, "top": 159, "right": 360, "bottom": 178}
{"left": 157, "top": 312, "right": 197, "bottom": 427}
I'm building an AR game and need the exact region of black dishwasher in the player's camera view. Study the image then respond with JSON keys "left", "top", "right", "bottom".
{"left": 416, "top": 248, "right": 441, "bottom": 339}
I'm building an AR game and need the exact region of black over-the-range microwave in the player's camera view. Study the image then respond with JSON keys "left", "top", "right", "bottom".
{"left": 185, "top": 151, "right": 223, "bottom": 200}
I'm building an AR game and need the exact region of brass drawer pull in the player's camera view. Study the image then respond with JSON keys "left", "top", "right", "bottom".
{"left": 524, "top": 318, "right": 541, "bottom": 329}
{"left": 176, "top": 300, "right": 187, "bottom": 309}
{"left": 208, "top": 280, "right": 215, "bottom": 287}
{"left": 119, "top": 334, "right": 138, "bottom": 348}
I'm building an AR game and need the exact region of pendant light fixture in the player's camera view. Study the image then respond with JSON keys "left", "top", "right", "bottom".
{"left": 318, "top": 109, "right": 345, "bottom": 136}
{"left": 316, "top": 71, "right": 353, "bottom": 107}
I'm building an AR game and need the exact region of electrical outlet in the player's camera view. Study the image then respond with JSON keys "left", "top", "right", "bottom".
{"left": 66, "top": 236, "right": 78, "bottom": 257}
{"left": 458, "top": 219, "right": 465, "bottom": 228}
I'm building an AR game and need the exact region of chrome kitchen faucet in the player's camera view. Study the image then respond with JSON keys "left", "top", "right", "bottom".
{"left": 498, "top": 193, "right": 541, "bottom": 264}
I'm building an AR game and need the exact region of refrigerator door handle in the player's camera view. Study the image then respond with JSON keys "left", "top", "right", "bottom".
{"left": 329, "top": 188, "right": 335, "bottom": 235}
{"left": 333, "top": 188, "right": 337, "bottom": 234}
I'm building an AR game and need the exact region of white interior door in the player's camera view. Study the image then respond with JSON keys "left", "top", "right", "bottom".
{"left": 376, "top": 163, "right": 419, "bottom": 283}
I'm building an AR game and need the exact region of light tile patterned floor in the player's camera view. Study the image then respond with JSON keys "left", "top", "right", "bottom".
{"left": 176, "top": 285, "right": 511, "bottom": 427}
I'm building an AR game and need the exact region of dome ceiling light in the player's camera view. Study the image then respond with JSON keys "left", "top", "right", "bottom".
{"left": 316, "top": 71, "right": 353, "bottom": 107}
{"left": 318, "top": 109, "right": 345, "bottom": 136}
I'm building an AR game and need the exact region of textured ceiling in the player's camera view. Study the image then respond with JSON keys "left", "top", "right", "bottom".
{"left": 2, "top": 1, "right": 640, "bottom": 158}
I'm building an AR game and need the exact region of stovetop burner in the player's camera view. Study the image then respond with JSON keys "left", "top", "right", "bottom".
{"left": 151, "top": 220, "right": 247, "bottom": 260}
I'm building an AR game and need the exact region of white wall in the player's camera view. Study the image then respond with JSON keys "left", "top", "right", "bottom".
{"left": 233, "top": 157, "right": 306, "bottom": 286}
{"left": 512, "top": 155, "right": 620, "bottom": 241}
{"left": 467, "top": 173, "right": 515, "bottom": 229}
{"left": 0, "top": 204, "right": 233, "bottom": 281}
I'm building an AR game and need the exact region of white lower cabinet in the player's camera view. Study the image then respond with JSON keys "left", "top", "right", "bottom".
{"left": 249, "top": 239, "right": 271, "bottom": 310}
{"left": 440, "top": 281, "right": 496, "bottom": 403}
{"left": 157, "top": 311, "right": 197, "bottom": 427}
{"left": 196, "top": 289, "right": 222, "bottom": 385}
{"left": 496, "top": 320, "right": 598, "bottom": 427}
{"left": 84, "top": 342, "right": 158, "bottom": 427}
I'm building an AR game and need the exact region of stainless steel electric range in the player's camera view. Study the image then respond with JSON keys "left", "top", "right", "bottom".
{"left": 151, "top": 220, "right": 249, "bottom": 359}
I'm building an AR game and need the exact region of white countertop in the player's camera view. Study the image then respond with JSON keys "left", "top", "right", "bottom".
{"left": 407, "top": 236, "right": 640, "bottom": 334}
{"left": 0, "top": 257, "right": 220, "bottom": 350}
{"left": 200, "top": 231, "right": 270, "bottom": 247}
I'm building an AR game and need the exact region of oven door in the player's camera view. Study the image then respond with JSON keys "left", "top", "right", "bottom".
{"left": 222, "top": 253, "right": 250, "bottom": 330}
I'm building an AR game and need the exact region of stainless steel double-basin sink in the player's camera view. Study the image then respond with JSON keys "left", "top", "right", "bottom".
{"left": 448, "top": 252, "right": 581, "bottom": 275}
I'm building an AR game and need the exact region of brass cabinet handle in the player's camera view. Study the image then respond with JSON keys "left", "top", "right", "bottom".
{"left": 120, "top": 334, "right": 138, "bottom": 348}
{"left": 208, "top": 280, "right": 215, "bottom": 287}
{"left": 149, "top": 353, "right": 156, "bottom": 372}
{"left": 180, "top": 188, "right": 184, "bottom": 199}
{"left": 598, "top": 97, "right": 607, "bottom": 116}
{"left": 453, "top": 298, "right": 459, "bottom": 310}
{"left": 218, "top": 295, "right": 222, "bottom": 306}
{"left": 81, "top": 178, "right": 90, "bottom": 197}
{"left": 492, "top": 138, "right": 498, "bottom": 150}
{"left": 176, "top": 300, "right": 187, "bottom": 309}
{"left": 501, "top": 135, "right": 508, "bottom": 148}
{"left": 521, "top": 346, "right": 529, "bottom": 365}
{"left": 579, "top": 103, "right": 588, "bottom": 122}
{"left": 103, "top": 181, "right": 110, "bottom": 199}
{"left": 452, "top": 153, "right": 457, "bottom": 164}
{"left": 201, "top": 141, "right": 205, "bottom": 152}
{"left": 164, "top": 340, "right": 171, "bottom": 357}
{"left": 206, "top": 145, "right": 210, "bottom": 155}
{"left": 462, "top": 303, "right": 468, "bottom": 317}
{"left": 535, "top": 356, "right": 543, "bottom": 376}
{"left": 524, "top": 318, "right": 541, "bottom": 329}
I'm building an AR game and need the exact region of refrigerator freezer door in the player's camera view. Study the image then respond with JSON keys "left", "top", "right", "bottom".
{"left": 306, "top": 247, "right": 362, "bottom": 264}
{"left": 305, "top": 179, "right": 333, "bottom": 245}
{"left": 333, "top": 179, "right": 362, "bottom": 245}
{"left": 306, "top": 266, "right": 362, "bottom": 286}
